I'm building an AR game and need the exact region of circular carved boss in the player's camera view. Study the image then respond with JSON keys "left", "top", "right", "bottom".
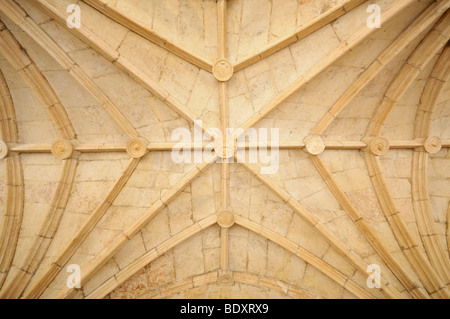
{"left": 213, "top": 59, "right": 234, "bottom": 82}
{"left": 214, "top": 136, "right": 235, "bottom": 159}
{"left": 51, "top": 139, "right": 74, "bottom": 159}
{"left": 126, "top": 138, "right": 149, "bottom": 159}
{"left": 369, "top": 137, "right": 390, "bottom": 156}
{"left": 304, "top": 136, "right": 325, "bottom": 155}
{"left": 424, "top": 136, "right": 441, "bottom": 154}
{"left": 217, "top": 209, "right": 234, "bottom": 228}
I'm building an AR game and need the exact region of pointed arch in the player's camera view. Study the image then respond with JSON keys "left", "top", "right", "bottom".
{"left": 0, "top": 0, "right": 140, "bottom": 139}
{"left": 411, "top": 44, "right": 450, "bottom": 287}
{"left": 0, "top": 66, "right": 23, "bottom": 290}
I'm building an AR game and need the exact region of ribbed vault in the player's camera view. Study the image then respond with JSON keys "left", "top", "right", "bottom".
{"left": 0, "top": 0, "right": 448, "bottom": 299}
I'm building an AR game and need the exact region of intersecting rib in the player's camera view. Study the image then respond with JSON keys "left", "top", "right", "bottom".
{"left": 366, "top": 11, "right": 450, "bottom": 137}
{"left": 233, "top": 0, "right": 366, "bottom": 72}
{"left": 312, "top": 0, "right": 450, "bottom": 136}
{"left": 310, "top": 155, "right": 429, "bottom": 298}
{"left": 28, "top": 0, "right": 208, "bottom": 136}
{"left": 0, "top": 0, "right": 139, "bottom": 139}
{"left": 86, "top": 214, "right": 218, "bottom": 299}
{"left": 234, "top": 215, "right": 376, "bottom": 299}
{"left": 56, "top": 157, "right": 216, "bottom": 299}
{"left": 236, "top": 157, "right": 404, "bottom": 299}
{"left": 81, "top": 0, "right": 213, "bottom": 73}
{"left": 0, "top": 68, "right": 23, "bottom": 290}
{"left": 23, "top": 158, "right": 141, "bottom": 299}
{"left": 236, "top": 0, "right": 418, "bottom": 135}
{"left": 0, "top": 20, "right": 75, "bottom": 140}
{"left": 412, "top": 45, "right": 450, "bottom": 289}
{"left": 0, "top": 158, "right": 78, "bottom": 299}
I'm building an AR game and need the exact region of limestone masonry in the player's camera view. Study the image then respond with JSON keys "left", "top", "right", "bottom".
{"left": 0, "top": 0, "right": 449, "bottom": 299}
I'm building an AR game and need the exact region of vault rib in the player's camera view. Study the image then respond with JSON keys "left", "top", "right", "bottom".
{"left": 7, "top": 142, "right": 214, "bottom": 154}
{"left": 311, "top": 0, "right": 450, "bottom": 136}
{"left": 22, "top": 157, "right": 141, "bottom": 299}
{"left": 85, "top": 214, "right": 218, "bottom": 299}
{"left": 137, "top": 271, "right": 318, "bottom": 299}
{"left": 0, "top": 67, "right": 23, "bottom": 291}
{"left": 414, "top": 45, "right": 450, "bottom": 138}
{"left": 364, "top": 152, "right": 449, "bottom": 298}
{"left": 0, "top": 19, "right": 81, "bottom": 299}
{"left": 366, "top": 11, "right": 450, "bottom": 137}
{"left": 234, "top": 139, "right": 450, "bottom": 151}
{"left": 217, "top": 0, "right": 231, "bottom": 273}
{"left": 56, "top": 156, "right": 216, "bottom": 299}
{"left": 0, "top": 20, "right": 75, "bottom": 140}
{"left": 412, "top": 44, "right": 450, "bottom": 287}
{"left": 0, "top": 155, "right": 23, "bottom": 291}
{"left": 412, "top": 151, "right": 450, "bottom": 287}
{"left": 310, "top": 155, "right": 428, "bottom": 298}
{"left": 233, "top": 0, "right": 366, "bottom": 72}
{"left": 0, "top": 63, "right": 17, "bottom": 142}
{"left": 0, "top": 0, "right": 448, "bottom": 300}
{"left": 0, "top": 22, "right": 80, "bottom": 299}
{"left": 233, "top": 272, "right": 318, "bottom": 299}
{"left": 447, "top": 204, "right": 450, "bottom": 258}
{"left": 28, "top": 0, "right": 209, "bottom": 137}
{"left": 218, "top": 0, "right": 229, "bottom": 211}
{"left": 0, "top": 0, "right": 140, "bottom": 139}
{"left": 236, "top": 0, "right": 418, "bottom": 136}
{"left": 237, "top": 156, "right": 404, "bottom": 299}
{"left": 233, "top": 215, "right": 376, "bottom": 299}
{"left": 0, "top": 158, "right": 78, "bottom": 299}
{"left": 4, "top": 138, "right": 450, "bottom": 155}
{"left": 81, "top": 0, "right": 213, "bottom": 73}
{"left": 363, "top": 12, "right": 450, "bottom": 298}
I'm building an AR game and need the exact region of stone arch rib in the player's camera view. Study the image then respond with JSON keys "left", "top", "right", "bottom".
{"left": 0, "top": 66, "right": 23, "bottom": 291}
{"left": 57, "top": 158, "right": 216, "bottom": 299}
{"left": 233, "top": 215, "right": 375, "bottom": 299}
{"left": 0, "top": 20, "right": 75, "bottom": 140}
{"left": 237, "top": 0, "right": 417, "bottom": 134}
{"left": 364, "top": 11, "right": 450, "bottom": 298}
{"left": 237, "top": 158, "right": 403, "bottom": 299}
{"left": 0, "top": 158, "right": 78, "bottom": 299}
{"left": 0, "top": 21, "right": 80, "bottom": 298}
{"left": 364, "top": 150, "right": 449, "bottom": 298}
{"left": 311, "top": 1, "right": 450, "bottom": 136}
{"left": 233, "top": 0, "right": 366, "bottom": 72}
{"left": 22, "top": 157, "right": 141, "bottom": 299}
{"left": 447, "top": 203, "right": 450, "bottom": 257}
{"left": 28, "top": 0, "right": 207, "bottom": 136}
{"left": 85, "top": 214, "right": 218, "bottom": 299}
{"left": 87, "top": 213, "right": 374, "bottom": 299}
{"left": 412, "top": 44, "right": 450, "bottom": 287}
{"left": 80, "top": 0, "right": 213, "bottom": 73}
{"left": 0, "top": 65, "right": 17, "bottom": 142}
{"left": 0, "top": 0, "right": 448, "bottom": 300}
{"left": 137, "top": 271, "right": 319, "bottom": 299}
{"left": 0, "top": 0, "right": 140, "bottom": 139}
{"left": 365, "top": 11, "right": 450, "bottom": 137}
{"left": 310, "top": 155, "right": 429, "bottom": 298}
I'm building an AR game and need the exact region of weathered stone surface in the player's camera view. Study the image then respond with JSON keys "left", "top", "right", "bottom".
{"left": 146, "top": 251, "right": 176, "bottom": 289}
{"left": 2, "top": 0, "right": 448, "bottom": 301}
{"left": 110, "top": 269, "right": 148, "bottom": 299}
{"left": 174, "top": 233, "right": 205, "bottom": 280}
{"left": 301, "top": 264, "right": 343, "bottom": 299}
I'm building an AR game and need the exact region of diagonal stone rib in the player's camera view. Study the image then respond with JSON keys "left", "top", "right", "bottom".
{"left": 237, "top": 0, "right": 418, "bottom": 136}
{"left": 56, "top": 156, "right": 217, "bottom": 299}
{"left": 312, "top": 1, "right": 450, "bottom": 135}
{"left": 0, "top": 0, "right": 140, "bottom": 139}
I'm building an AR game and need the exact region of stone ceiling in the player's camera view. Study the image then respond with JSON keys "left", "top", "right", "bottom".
{"left": 0, "top": 0, "right": 449, "bottom": 299}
